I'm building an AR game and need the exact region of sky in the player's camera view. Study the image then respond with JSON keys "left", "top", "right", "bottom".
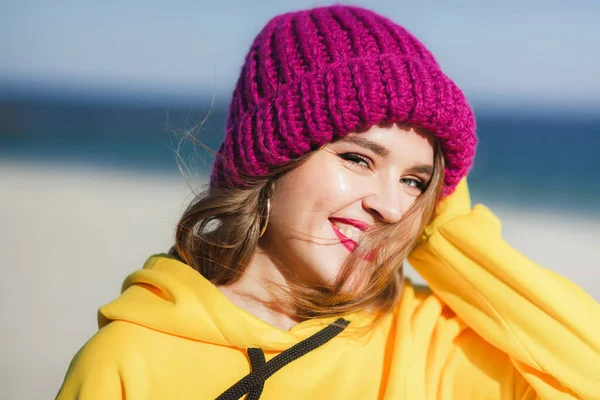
{"left": 1, "top": 0, "right": 600, "bottom": 110}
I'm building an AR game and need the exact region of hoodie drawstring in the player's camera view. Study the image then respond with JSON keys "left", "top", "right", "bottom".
{"left": 216, "top": 318, "right": 350, "bottom": 400}
{"left": 246, "top": 348, "right": 266, "bottom": 400}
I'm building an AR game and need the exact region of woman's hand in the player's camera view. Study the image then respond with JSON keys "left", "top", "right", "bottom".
{"left": 420, "top": 178, "right": 501, "bottom": 243}
{"left": 424, "top": 178, "right": 471, "bottom": 236}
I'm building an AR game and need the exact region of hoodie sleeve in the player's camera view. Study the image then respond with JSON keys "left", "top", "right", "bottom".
{"left": 407, "top": 180, "right": 600, "bottom": 400}
{"left": 55, "top": 324, "right": 127, "bottom": 399}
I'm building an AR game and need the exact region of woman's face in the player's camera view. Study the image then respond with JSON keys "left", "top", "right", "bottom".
{"left": 260, "top": 124, "right": 435, "bottom": 286}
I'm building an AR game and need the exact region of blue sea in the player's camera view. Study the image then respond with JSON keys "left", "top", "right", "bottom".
{"left": 1, "top": 96, "right": 598, "bottom": 213}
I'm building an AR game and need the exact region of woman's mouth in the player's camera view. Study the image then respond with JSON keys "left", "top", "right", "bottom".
{"left": 329, "top": 218, "right": 368, "bottom": 252}
{"left": 330, "top": 223, "right": 357, "bottom": 252}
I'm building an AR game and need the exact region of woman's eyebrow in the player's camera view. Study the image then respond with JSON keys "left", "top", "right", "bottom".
{"left": 342, "top": 136, "right": 390, "bottom": 157}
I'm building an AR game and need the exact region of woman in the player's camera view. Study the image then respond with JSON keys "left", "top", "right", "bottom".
{"left": 56, "top": 5, "right": 600, "bottom": 399}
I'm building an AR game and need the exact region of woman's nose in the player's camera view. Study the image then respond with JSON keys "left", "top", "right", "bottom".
{"left": 362, "top": 181, "right": 405, "bottom": 224}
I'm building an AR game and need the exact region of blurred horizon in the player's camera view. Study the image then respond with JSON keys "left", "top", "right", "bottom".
{"left": 3, "top": 82, "right": 600, "bottom": 116}
{"left": 2, "top": 94, "right": 599, "bottom": 214}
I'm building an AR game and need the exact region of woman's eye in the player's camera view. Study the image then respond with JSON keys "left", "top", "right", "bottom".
{"left": 401, "top": 177, "right": 426, "bottom": 193}
{"left": 339, "top": 153, "right": 371, "bottom": 169}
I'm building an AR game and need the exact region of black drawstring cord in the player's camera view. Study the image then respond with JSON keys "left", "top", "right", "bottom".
{"left": 246, "top": 348, "right": 267, "bottom": 400}
{"left": 216, "top": 318, "right": 350, "bottom": 400}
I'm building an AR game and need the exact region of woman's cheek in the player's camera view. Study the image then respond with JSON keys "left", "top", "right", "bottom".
{"left": 335, "top": 170, "right": 352, "bottom": 194}
{"left": 332, "top": 162, "right": 369, "bottom": 195}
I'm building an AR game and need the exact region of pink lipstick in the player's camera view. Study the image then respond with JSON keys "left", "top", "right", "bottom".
{"left": 330, "top": 222, "right": 358, "bottom": 252}
{"left": 329, "top": 218, "right": 370, "bottom": 232}
{"left": 329, "top": 218, "right": 370, "bottom": 252}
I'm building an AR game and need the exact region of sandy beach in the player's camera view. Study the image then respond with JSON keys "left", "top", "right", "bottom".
{"left": 1, "top": 160, "right": 599, "bottom": 399}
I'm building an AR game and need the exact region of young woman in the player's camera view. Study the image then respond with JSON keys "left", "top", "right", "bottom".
{"left": 56, "top": 5, "right": 600, "bottom": 399}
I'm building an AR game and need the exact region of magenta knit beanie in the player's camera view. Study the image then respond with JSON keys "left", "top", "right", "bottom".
{"left": 210, "top": 4, "right": 477, "bottom": 197}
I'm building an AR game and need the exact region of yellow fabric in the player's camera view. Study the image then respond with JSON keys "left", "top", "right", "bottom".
{"left": 56, "top": 181, "right": 600, "bottom": 399}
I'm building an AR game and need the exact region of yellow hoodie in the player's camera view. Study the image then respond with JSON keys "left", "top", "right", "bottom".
{"left": 56, "top": 181, "right": 600, "bottom": 399}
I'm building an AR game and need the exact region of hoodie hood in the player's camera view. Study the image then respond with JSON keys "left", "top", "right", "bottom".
{"left": 98, "top": 254, "right": 372, "bottom": 351}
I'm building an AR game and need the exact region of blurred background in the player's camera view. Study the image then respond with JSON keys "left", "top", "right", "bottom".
{"left": 1, "top": 0, "right": 599, "bottom": 398}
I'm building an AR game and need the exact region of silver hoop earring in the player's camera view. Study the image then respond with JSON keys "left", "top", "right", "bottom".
{"left": 259, "top": 197, "right": 271, "bottom": 238}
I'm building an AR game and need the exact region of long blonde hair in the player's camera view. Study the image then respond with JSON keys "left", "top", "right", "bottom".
{"left": 172, "top": 128, "right": 444, "bottom": 320}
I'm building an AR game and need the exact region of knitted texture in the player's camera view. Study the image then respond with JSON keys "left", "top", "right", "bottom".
{"left": 210, "top": 5, "right": 477, "bottom": 197}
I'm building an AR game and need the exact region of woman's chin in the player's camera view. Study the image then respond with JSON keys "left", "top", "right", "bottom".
{"left": 309, "top": 255, "right": 349, "bottom": 288}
